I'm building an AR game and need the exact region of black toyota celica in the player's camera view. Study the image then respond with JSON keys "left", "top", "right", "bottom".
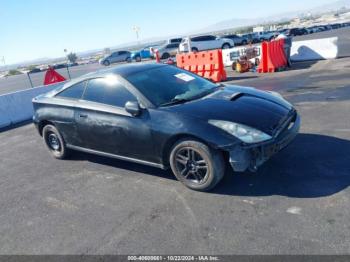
{"left": 32, "top": 63, "right": 300, "bottom": 191}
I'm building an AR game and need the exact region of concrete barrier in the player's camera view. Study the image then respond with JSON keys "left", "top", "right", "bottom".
{"left": 291, "top": 37, "right": 338, "bottom": 62}
{"left": 0, "top": 82, "right": 65, "bottom": 129}
{"left": 222, "top": 45, "right": 262, "bottom": 67}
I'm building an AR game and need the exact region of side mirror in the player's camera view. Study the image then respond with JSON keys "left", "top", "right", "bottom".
{"left": 125, "top": 101, "right": 141, "bottom": 116}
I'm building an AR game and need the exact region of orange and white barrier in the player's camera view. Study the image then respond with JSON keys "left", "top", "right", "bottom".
{"left": 176, "top": 50, "right": 227, "bottom": 82}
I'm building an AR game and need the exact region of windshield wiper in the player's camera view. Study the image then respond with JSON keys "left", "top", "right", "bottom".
{"left": 159, "top": 98, "right": 190, "bottom": 107}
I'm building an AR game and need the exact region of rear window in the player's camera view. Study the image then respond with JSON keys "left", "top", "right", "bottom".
{"left": 56, "top": 81, "right": 86, "bottom": 100}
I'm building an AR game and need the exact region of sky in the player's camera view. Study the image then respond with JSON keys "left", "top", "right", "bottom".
{"left": 0, "top": 0, "right": 335, "bottom": 64}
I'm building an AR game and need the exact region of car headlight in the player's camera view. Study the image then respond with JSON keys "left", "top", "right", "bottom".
{"left": 209, "top": 120, "right": 272, "bottom": 144}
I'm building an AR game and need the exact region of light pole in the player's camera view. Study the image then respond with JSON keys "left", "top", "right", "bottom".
{"left": 63, "top": 49, "right": 71, "bottom": 79}
{"left": 132, "top": 26, "right": 141, "bottom": 46}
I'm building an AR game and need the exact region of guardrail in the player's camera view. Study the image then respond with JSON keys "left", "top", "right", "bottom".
{"left": 0, "top": 82, "right": 65, "bottom": 130}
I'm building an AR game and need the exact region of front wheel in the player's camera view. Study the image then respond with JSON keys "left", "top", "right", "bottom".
{"left": 42, "top": 124, "right": 69, "bottom": 159}
{"left": 170, "top": 140, "right": 225, "bottom": 191}
{"left": 161, "top": 53, "right": 170, "bottom": 59}
{"left": 103, "top": 60, "right": 110, "bottom": 66}
{"left": 135, "top": 56, "right": 141, "bottom": 62}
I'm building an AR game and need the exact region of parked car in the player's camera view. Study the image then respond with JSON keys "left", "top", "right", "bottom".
{"left": 285, "top": 28, "right": 308, "bottom": 37}
{"left": 52, "top": 63, "right": 67, "bottom": 69}
{"left": 28, "top": 67, "right": 41, "bottom": 74}
{"left": 179, "top": 35, "right": 234, "bottom": 52}
{"left": 331, "top": 23, "right": 342, "bottom": 29}
{"left": 67, "top": 62, "right": 79, "bottom": 67}
{"left": 255, "top": 31, "right": 278, "bottom": 41}
{"left": 156, "top": 43, "right": 180, "bottom": 59}
{"left": 130, "top": 46, "right": 154, "bottom": 62}
{"left": 306, "top": 26, "right": 323, "bottom": 34}
{"left": 32, "top": 63, "right": 300, "bottom": 191}
{"left": 241, "top": 33, "right": 260, "bottom": 43}
{"left": 224, "top": 34, "right": 248, "bottom": 46}
{"left": 99, "top": 51, "right": 131, "bottom": 66}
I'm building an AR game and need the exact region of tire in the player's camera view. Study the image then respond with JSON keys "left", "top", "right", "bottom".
{"left": 135, "top": 56, "right": 141, "bottom": 62}
{"left": 191, "top": 47, "right": 198, "bottom": 53}
{"left": 126, "top": 57, "right": 132, "bottom": 63}
{"left": 222, "top": 43, "right": 231, "bottom": 49}
{"left": 169, "top": 139, "right": 225, "bottom": 191}
{"left": 161, "top": 53, "right": 170, "bottom": 59}
{"left": 242, "top": 40, "right": 247, "bottom": 46}
{"left": 42, "top": 124, "right": 69, "bottom": 159}
{"left": 103, "top": 60, "right": 110, "bottom": 66}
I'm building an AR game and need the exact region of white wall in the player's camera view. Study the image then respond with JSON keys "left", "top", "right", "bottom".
{"left": 291, "top": 37, "right": 338, "bottom": 61}
{"left": 0, "top": 82, "right": 65, "bottom": 129}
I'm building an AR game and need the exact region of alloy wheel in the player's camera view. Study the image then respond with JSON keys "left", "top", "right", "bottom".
{"left": 175, "top": 147, "right": 209, "bottom": 184}
{"left": 47, "top": 132, "right": 61, "bottom": 151}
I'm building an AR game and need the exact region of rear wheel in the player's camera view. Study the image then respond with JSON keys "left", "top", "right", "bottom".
{"left": 161, "top": 53, "right": 170, "bottom": 59}
{"left": 222, "top": 43, "right": 231, "bottom": 49}
{"left": 103, "top": 60, "right": 110, "bottom": 66}
{"left": 191, "top": 47, "right": 199, "bottom": 53}
{"left": 170, "top": 140, "right": 225, "bottom": 191}
{"left": 42, "top": 125, "right": 69, "bottom": 159}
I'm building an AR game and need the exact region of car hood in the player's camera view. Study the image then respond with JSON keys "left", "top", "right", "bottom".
{"left": 162, "top": 85, "right": 294, "bottom": 136}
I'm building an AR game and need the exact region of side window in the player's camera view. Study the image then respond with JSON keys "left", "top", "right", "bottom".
{"left": 83, "top": 78, "right": 136, "bottom": 108}
{"left": 170, "top": 38, "right": 182, "bottom": 43}
{"left": 206, "top": 35, "right": 216, "bottom": 41}
{"left": 56, "top": 81, "right": 86, "bottom": 99}
{"left": 191, "top": 36, "right": 202, "bottom": 42}
{"left": 168, "top": 43, "right": 179, "bottom": 48}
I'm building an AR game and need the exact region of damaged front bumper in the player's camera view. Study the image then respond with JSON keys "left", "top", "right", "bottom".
{"left": 228, "top": 113, "right": 301, "bottom": 172}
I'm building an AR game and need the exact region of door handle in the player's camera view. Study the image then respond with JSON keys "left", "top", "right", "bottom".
{"left": 79, "top": 114, "right": 88, "bottom": 118}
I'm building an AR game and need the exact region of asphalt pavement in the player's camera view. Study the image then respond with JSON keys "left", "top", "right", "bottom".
{"left": 1, "top": 27, "right": 349, "bottom": 96}
{"left": 0, "top": 57, "right": 349, "bottom": 254}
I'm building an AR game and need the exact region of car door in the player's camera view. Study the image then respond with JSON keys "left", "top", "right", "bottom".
{"left": 190, "top": 36, "right": 203, "bottom": 50}
{"left": 53, "top": 80, "right": 87, "bottom": 146}
{"left": 117, "top": 51, "right": 127, "bottom": 62}
{"left": 203, "top": 35, "right": 217, "bottom": 50}
{"left": 168, "top": 43, "right": 179, "bottom": 56}
{"left": 108, "top": 52, "right": 118, "bottom": 63}
{"left": 74, "top": 77, "right": 157, "bottom": 162}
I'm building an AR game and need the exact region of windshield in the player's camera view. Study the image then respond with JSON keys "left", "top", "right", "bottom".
{"left": 125, "top": 66, "right": 218, "bottom": 107}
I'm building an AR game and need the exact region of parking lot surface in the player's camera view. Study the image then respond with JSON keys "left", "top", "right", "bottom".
{"left": 0, "top": 57, "right": 349, "bottom": 254}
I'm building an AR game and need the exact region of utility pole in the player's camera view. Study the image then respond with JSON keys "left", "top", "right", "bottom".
{"left": 132, "top": 26, "right": 141, "bottom": 47}
{"left": 63, "top": 49, "right": 71, "bottom": 80}
{"left": 0, "top": 56, "right": 5, "bottom": 69}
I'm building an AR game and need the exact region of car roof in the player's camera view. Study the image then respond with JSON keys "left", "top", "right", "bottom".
{"left": 82, "top": 63, "right": 166, "bottom": 79}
